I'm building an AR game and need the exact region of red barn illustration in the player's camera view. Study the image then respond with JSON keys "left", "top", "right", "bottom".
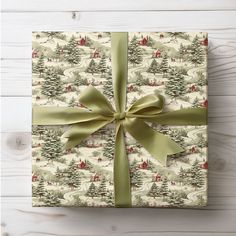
{"left": 77, "top": 161, "right": 86, "bottom": 169}
{"left": 201, "top": 38, "right": 208, "bottom": 46}
{"left": 153, "top": 49, "right": 161, "bottom": 58}
{"left": 78, "top": 37, "right": 86, "bottom": 46}
{"left": 200, "top": 162, "right": 208, "bottom": 170}
{"left": 92, "top": 49, "right": 100, "bottom": 58}
{"left": 139, "top": 161, "right": 148, "bottom": 169}
{"left": 32, "top": 49, "right": 38, "bottom": 58}
{"left": 139, "top": 37, "right": 148, "bottom": 46}
{"left": 32, "top": 173, "right": 38, "bottom": 182}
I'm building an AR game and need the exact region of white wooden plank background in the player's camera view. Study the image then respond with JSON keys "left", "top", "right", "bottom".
{"left": 1, "top": 1, "right": 236, "bottom": 235}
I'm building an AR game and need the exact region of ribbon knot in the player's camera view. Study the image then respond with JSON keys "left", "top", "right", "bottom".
{"left": 114, "top": 112, "right": 126, "bottom": 120}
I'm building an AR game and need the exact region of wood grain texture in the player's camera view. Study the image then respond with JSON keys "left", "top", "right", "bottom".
{"left": 2, "top": 0, "right": 236, "bottom": 11}
{"left": 1, "top": 5, "right": 236, "bottom": 236}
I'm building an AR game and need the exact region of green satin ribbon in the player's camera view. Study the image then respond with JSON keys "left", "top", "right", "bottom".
{"left": 33, "top": 32, "right": 207, "bottom": 207}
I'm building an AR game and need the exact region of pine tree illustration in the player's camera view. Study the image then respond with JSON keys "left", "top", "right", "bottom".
{"left": 179, "top": 43, "right": 185, "bottom": 61}
{"left": 197, "top": 133, "right": 207, "bottom": 148}
{"left": 197, "top": 72, "right": 207, "bottom": 86}
{"left": 103, "top": 70, "right": 113, "bottom": 99}
{"left": 147, "top": 59, "right": 159, "bottom": 75}
{"left": 167, "top": 192, "right": 184, "bottom": 206}
{"left": 105, "top": 192, "right": 114, "bottom": 206}
{"left": 86, "top": 182, "right": 97, "bottom": 199}
{"left": 36, "top": 53, "right": 45, "bottom": 76}
{"left": 66, "top": 35, "right": 80, "bottom": 65}
{"left": 41, "top": 69, "right": 63, "bottom": 101}
{"left": 36, "top": 177, "right": 45, "bottom": 198}
{"left": 147, "top": 182, "right": 160, "bottom": 199}
{"left": 189, "top": 35, "right": 205, "bottom": 66}
{"left": 41, "top": 129, "right": 62, "bottom": 163}
{"left": 55, "top": 167, "right": 62, "bottom": 180}
{"left": 128, "top": 35, "right": 143, "bottom": 66}
{"left": 66, "top": 171, "right": 81, "bottom": 190}
{"left": 192, "top": 97, "right": 200, "bottom": 108}
{"left": 98, "top": 178, "right": 107, "bottom": 198}
{"left": 69, "top": 97, "right": 77, "bottom": 107}
{"left": 160, "top": 53, "right": 169, "bottom": 74}
{"left": 44, "top": 191, "right": 61, "bottom": 206}
{"left": 55, "top": 43, "right": 62, "bottom": 61}
{"left": 165, "top": 69, "right": 187, "bottom": 99}
{"left": 86, "top": 59, "right": 97, "bottom": 75}
{"left": 97, "top": 54, "right": 107, "bottom": 74}
{"left": 179, "top": 167, "right": 186, "bottom": 184}
{"left": 131, "top": 169, "right": 143, "bottom": 188}
{"left": 103, "top": 131, "right": 115, "bottom": 161}
{"left": 160, "top": 178, "right": 169, "bottom": 198}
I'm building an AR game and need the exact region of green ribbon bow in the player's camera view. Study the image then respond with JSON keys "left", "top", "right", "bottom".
{"left": 33, "top": 32, "right": 207, "bottom": 207}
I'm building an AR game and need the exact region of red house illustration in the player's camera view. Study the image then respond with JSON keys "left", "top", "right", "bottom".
{"left": 127, "top": 146, "right": 134, "bottom": 154}
{"left": 200, "top": 162, "right": 208, "bottom": 169}
{"left": 190, "top": 146, "right": 197, "bottom": 153}
{"left": 190, "top": 84, "right": 197, "bottom": 92}
{"left": 91, "top": 174, "right": 100, "bottom": 182}
{"left": 92, "top": 49, "right": 100, "bottom": 58}
{"left": 153, "top": 49, "right": 161, "bottom": 58}
{"left": 32, "top": 49, "right": 38, "bottom": 58}
{"left": 160, "top": 34, "right": 164, "bottom": 39}
{"left": 201, "top": 38, "right": 208, "bottom": 46}
{"left": 153, "top": 173, "right": 162, "bottom": 182}
{"left": 139, "top": 161, "right": 148, "bottom": 169}
{"left": 128, "top": 84, "right": 134, "bottom": 92}
{"left": 78, "top": 37, "right": 86, "bottom": 46}
{"left": 139, "top": 37, "right": 148, "bottom": 46}
{"left": 201, "top": 99, "right": 208, "bottom": 108}
{"left": 32, "top": 173, "right": 38, "bottom": 182}
{"left": 65, "top": 85, "right": 73, "bottom": 92}
{"left": 77, "top": 161, "right": 86, "bottom": 169}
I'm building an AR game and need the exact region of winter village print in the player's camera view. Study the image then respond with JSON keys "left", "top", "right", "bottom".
{"left": 32, "top": 32, "right": 208, "bottom": 207}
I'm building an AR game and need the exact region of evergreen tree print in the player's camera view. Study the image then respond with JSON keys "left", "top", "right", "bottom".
{"left": 44, "top": 191, "right": 61, "bottom": 206}
{"left": 131, "top": 170, "right": 143, "bottom": 188}
{"left": 147, "top": 183, "right": 160, "bottom": 199}
{"left": 160, "top": 53, "right": 169, "bottom": 74}
{"left": 97, "top": 54, "right": 107, "bottom": 74}
{"left": 36, "top": 177, "right": 45, "bottom": 198}
{"left": 41, "top": 69, "right": 63, "bottom": 100}
{"left": 66, "top": 35, "right": 80, "bottom": 65}
{"left": 86, "top": 59, "right": 97, "bottom": 75}
{"left": 105, "top": 192, "right": 114, "bottom": 206}
{"left": 86, "top": 182, "right": 97, "bottom": 199}
{"left": 165, "top": 69, "right": 187, "bottom": 99}
{"left": 189, "top": 35, "right": 205, "bottom": 66}
{"left": 103, "top": 132, "right": 115, "bottom": 161}
{"left": 179, "top": 43, "right": 185, "bottom": 61}
{"left": 128, "top": 35, "right": 143, "bottom": 66}
{"left": 98, "top": 178, "right": 107, "bottom": 198}
{"left": 147, "top": 59, "right": 159, "bottom": 75}
{"left": 69, "top": 97, "right": 77, "bottom": 107}
{"left": 168, "top": 192, "right": 184, "bottom": 206}
{"left": 55, "top": 43, "right": 62, "bottom": 61}
{"left": 160, "top": 178, "right": 169, "bottom": 198}
{"left": 41, "top": 129, "right": 62, "bottom": 162}
{"left": 103, "top": 70, "right": 113, "bottom": 99}
{"left": 36, "top": 53, "right": 45, "bottom": 76}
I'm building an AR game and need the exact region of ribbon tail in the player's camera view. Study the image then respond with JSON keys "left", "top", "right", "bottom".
{"left": 62, "top": 119, "right": 112, "bottom": 149}
{"left": 33, "top": 106, "right": 110, "bottom": 125}
{"left": 145, "top": 108, "right": 207, "bottom": 125}
{"left": 114, "top": 122, "right": 131, "bottom": 207}
{"left": 124, "top": 118, "right": 184, "bottom": 166}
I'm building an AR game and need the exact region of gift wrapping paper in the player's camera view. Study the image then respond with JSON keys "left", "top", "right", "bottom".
{"left": 32, "top": 32, "right": 208, "bottom": 207}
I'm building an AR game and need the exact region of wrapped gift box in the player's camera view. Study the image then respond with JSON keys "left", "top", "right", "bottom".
{"left": 32, "top": 32, "right": 208, "bottom": 207}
